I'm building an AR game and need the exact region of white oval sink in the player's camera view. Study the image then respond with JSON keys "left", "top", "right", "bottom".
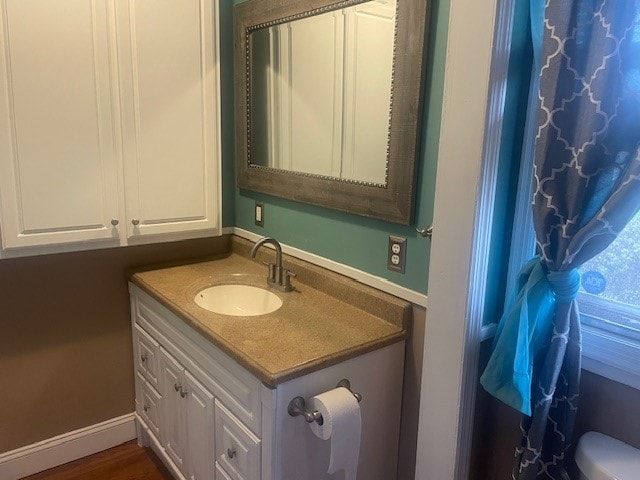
{"left": 194, "top": 284, "right": 282, "bottom": 316}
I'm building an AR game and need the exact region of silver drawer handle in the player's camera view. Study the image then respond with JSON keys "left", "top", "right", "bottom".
{"left": 227, "top": 447, "right": 236, "bottom": 459}
{"left": 143, "top": 404, "right": 150, "bottom": 412}
{"left": 111, "top": 219, "right": 119, "bottom": 226}
{"left": 132, "top": 219, "right": 140, "bottom": 226}
{"left": 140, "top": 353, "right": 148, "bottom": 363}
{"left": 174, "top": 383, "right": 181, "bottom": 392}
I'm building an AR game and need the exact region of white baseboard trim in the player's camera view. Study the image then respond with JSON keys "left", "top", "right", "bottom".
{"left": 232, "top": 227, "right": 428, "bottom": 307}
{"left": 0, "top": 413, "right": 136, "bottom": 480}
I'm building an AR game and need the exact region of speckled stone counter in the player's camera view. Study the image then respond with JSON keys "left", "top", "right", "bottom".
{"left": 130, "top": 236, "right": 410, "bottom": 387}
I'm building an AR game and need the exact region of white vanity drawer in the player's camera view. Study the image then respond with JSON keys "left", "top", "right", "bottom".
{"left": 137, "top": 373, "right": 161, "bottom": 438}
{"left": 215, "top": 399, "right": 261, "bottom": 480}
{"left": 215, "top": 462, "right": 234, "bottom": 480}
{"left": 134, "top": 323, "right": 161, "bottom": 390}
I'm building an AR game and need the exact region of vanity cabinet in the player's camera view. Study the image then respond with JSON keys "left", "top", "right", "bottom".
{"left": 130, "top": 282, "right": 405, "bottom": 480}
{"left": 0, "top": 0, "right": 220, "bottom": 257}
{"left": 132, "top": 285, "right": 264, "bottom": 480}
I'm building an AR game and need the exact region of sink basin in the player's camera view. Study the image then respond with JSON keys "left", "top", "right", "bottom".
{"left": 194, "top": 284, "right": 282, "bottom": 316}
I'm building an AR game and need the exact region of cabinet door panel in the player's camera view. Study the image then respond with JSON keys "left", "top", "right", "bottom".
{"left": 215, "top": 400, "right": 261, "bottom": 480}
{"left": 0, "top": 0, "right": 119, "bottom": 249}
{"left": 116, "top": 0, "right": 219, "bottom": 239}
{"left": 185, "top": 370, "right": 215, "bottom": 480}
{"left": 160, "top": 347, "right": 187, "bottom": 473}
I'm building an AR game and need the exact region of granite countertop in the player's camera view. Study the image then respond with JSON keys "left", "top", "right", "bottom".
{"left": 130, "top": 236, "right": 411, "bottom": 388}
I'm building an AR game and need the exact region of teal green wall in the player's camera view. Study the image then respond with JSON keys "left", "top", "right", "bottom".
{"left": 221, "top": 0, "right": 450, "bottom": 294}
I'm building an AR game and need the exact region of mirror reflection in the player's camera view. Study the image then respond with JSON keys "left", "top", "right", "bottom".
{"left": 249, "top": 0, "right": 397, "bottom": 185}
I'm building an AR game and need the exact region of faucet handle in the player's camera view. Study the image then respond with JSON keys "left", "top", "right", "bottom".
{"left": 282, "top": 269, "right": 296, "bottom": 292}
{"left": 262, "top": 262, "right": 276, "bottom": 283}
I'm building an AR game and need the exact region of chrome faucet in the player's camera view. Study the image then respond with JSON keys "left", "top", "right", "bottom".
{"left": 250, "top": 237, "right": 295, "bottom": 292}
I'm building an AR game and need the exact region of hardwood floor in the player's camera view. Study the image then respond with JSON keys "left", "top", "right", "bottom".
{"left": 22, "top": 441, "right": 175, "bottom": 480}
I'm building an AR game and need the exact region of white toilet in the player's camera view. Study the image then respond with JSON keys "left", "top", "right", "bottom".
{"left": 575, "top": 431, "right": 640, "bottom": 480}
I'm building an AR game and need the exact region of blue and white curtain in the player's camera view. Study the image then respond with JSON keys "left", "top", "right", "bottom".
{"left": 481, "top": 1, "right": 640, "bottom": 478}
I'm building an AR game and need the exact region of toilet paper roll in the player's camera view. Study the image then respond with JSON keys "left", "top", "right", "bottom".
{"left": 309, "top": 387, "right": 362, "bottom": 480}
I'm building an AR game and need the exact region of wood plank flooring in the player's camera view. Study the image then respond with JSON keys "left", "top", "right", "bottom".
{"left": 22, "top": 441, "right": 175, "bottom": 480}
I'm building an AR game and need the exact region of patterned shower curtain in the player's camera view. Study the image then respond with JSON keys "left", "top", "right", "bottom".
{"left": 481, "top": 1, "right": 640, "bottom": 479}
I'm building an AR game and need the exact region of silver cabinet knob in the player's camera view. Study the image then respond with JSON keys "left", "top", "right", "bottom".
{"left": 227, "top": 447, "right": 236, "bottom": 459}
{"left": 180, "top": 388, "right": 188, "bottom": 398}
{"left": 140, "top": 353, "right": 148, "bottom": 363}
{"left": 174, "top": 383, "right": 181, "bottom": 392}
{"left": 143, "top": 404, "right": 150, "bottom": 412}
{"left": 131, "top": 219, "right": 140, "bottom": 226}
{"left": 111, "top": 219, "right": 119, "bottom": 226}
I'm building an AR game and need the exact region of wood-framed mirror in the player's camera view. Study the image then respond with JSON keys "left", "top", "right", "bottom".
{"left": 234, "top": 0, "right": 428, "bottom": 225}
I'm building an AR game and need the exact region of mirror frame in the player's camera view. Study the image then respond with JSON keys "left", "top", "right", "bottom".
{"left": 234, "top": 0, "right": 428, "bottom": 225}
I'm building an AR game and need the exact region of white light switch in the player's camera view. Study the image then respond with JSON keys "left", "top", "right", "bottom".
{"left": 255, "top": 202, "right": 264, "bottom": 227}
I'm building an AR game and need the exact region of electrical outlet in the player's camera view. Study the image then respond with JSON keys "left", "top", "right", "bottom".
{"left": 255, "top": 202, "right": 264, "bottom": 227}
{"left": 387, "top": 236, "right": 407, "bottom": 273}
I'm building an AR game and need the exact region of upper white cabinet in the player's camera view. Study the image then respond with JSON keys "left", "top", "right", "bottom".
{"left": 116, "top": 0, "right": 219, "bottom": 239}
{"left": 0, "top": 0, "right": 120, "bottom": 249}
{"left": 0, "top": 0, "right": 221, "bottom": 256}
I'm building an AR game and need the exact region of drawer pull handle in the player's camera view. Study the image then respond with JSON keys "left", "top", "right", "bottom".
{"left": 111, "top": 219, "right": 119, "bottom": 226}
{"left": 132, "top": 219, "right": 140, "bottom": 226}
{"left": 227, "top": 447, "right": 236, "bottom": 459}
{"left": 141, "top": 353, "right": 148, "bottom": 363}
{"left": 174, "top": 383, "right": 188, "bottom": 397}
{"left": 143, "top": 404, "right": 150, "bottom": 412}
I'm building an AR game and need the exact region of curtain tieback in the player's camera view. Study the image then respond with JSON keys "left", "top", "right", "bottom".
{"left": 547, "top": 268, "right": 580, "bottom": 303}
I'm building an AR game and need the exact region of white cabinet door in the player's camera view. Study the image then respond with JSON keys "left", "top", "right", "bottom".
{"left": 115, "top": 0, "right": 220, "bottom": 240}
{"left": 0, "top": 0, "right": 120, "bottom": 250}
{"left": 185, "top": 369, "right": 215, "bottom": 480}
{"left": 160, "top": 347, "right": 188, "bottom": 473}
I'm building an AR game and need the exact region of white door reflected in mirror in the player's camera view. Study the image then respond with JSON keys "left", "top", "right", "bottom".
{"left": 249, "top": 0, "right": 396, "bottom": 185}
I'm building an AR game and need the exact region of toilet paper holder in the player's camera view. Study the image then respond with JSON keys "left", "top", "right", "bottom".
{"left": 288, "top": 379, "right": 362, "bottom": 425}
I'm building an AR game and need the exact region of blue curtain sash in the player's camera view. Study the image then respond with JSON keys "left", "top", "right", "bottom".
{"left": 480, "top": 258, "right": 579, "bottom": 415}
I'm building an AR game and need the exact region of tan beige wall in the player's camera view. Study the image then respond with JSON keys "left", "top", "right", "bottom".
{"left": 0, "top": 236, "right": 228, "bottom": 453}
{"left": 397, "top": 305, "right": 426, "bottom": 480}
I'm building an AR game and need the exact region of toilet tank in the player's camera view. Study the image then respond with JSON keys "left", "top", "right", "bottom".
{"left": 575, "top": 432, "right": 640, "bottom": 480}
